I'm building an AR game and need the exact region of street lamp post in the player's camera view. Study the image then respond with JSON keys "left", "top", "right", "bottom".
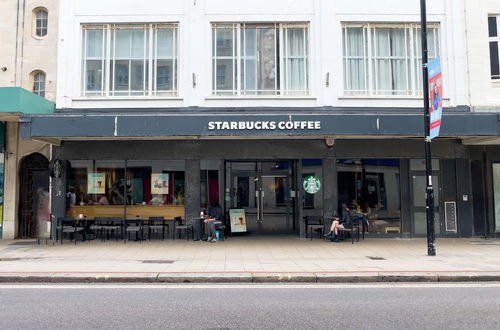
{"left": 420, "top": 0, "right": 436, "bottom": 256}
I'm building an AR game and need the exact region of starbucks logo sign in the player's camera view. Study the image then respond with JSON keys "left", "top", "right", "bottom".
{"left": 303, "top": 176, "right": 321, "bottom": 194}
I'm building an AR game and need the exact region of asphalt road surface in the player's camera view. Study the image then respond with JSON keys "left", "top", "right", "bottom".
{"left": 0, "top": 283, "right": 499, "bottom": 330}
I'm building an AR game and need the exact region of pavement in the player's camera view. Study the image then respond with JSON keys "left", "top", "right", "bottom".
{"left": 0, "top": 236, "right": 500, "bottom": 283}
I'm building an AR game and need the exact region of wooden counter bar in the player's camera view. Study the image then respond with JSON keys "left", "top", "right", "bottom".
{"left": 67, "top": 205, "right": 185, "bottom": 219}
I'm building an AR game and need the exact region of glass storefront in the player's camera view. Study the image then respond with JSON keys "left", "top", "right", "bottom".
{"left": 337, "top": 159, "right": 401, "bottom": 235}
{"left": 66, "top": 160, "right": 185, "bottom": 219}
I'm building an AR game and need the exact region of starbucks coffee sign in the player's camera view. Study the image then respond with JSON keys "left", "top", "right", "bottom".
{"left": 303, "top": 175, "right": 321, "bottom": 194}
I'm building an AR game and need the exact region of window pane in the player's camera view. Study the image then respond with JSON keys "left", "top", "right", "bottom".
{"left": 215, "top": 28, "right": 234, "bottom": 56}
{"left": 215, "top": 59, "right": 234, "bottom": 91}
{"left": 284, "top": 27, "right": 307, "bottom": 93}
{"left": 85, "top": 60, "right": 103, "bottom": 91}
{"left": 489, "top": 17, "right": 498, "bottom": 37}
{"left": 115, "top": 30, "right": 132, "bottom": 58}
{"left": 113, "top": 60, "right": 129, "bottom": 90}
{"left": 86, "top": 30, "right": 104, "bottom": 58}
{"left": 36, "top": 10, "right": 48, "bottom": 37}
{"left": 130, "top": 60, "right": 145, "bottom": 91}
{"left": 126, "top": 160, "right": 185, "bottom": 206}
{"left": 157, "top": 29, "right": 174, "bottom": 58}
{"left": 241, "top": 26, "right": 276, "bottom": 94}
{"left": 156, "top": 59, "right": 174, "bottom": 90}
{"left": 490, "top": 41, "right": 500, "bottom": 79}
{"left": 344, "top": 28, "right": 366, "bottom": 93}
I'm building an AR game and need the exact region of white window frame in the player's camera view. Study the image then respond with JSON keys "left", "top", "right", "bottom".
{"left": 31, "top": 70, "right": 46, "bottom": 98}
{"left": 32, "top": 7, "right": 48, "bottom": 38}
{"left": 81, "top": 23, "right": 179, "bottom": 97}
{"left": 342, "top": 23, "right": 439, "bottom": 96}
{"left": 212, "top": 22, "right": 310, "bottom": 96}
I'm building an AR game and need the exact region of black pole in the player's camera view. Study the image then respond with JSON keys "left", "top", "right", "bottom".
{"left": 420, "top": 0, "right": 436, "bottom": 256}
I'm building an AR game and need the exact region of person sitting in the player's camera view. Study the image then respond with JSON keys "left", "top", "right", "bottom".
{"left": 91, "top": 194, "right": 109, "bottom": 205}
{"left": 356, "top": 201, "right": 370, "bottom": 230}
{"left": 324, "top": 203, "right": 352, "bottom": 242}
{"left": 148, "top": 194, "right": 165, "bottom": 205}
{"left": 204, "top": 201, "right": 224, "bottom": 243}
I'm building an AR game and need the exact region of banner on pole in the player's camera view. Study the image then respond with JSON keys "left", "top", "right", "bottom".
{"left": 428, "top": 57, "right": 443, "bottom": 139}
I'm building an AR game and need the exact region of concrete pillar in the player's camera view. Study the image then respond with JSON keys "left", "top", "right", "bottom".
{"left": 2, "top": 122, "right": 20, "bottom": 239}
{"left": 185, "top": 159, "right": 200, "bottom": 238}
{"left": 297, "top": 160, "right": 305, "bottom": 238}
{"left": 322, "top": 158, "right": 337, "bottom": 219}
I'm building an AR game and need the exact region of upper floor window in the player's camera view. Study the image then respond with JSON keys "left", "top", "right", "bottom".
{"left": 212, "top": 22, "right": 309, "bottom": 96}
{"left": 31, "top": 70, "right": 46, "bottom": 97}
{"left": 82, "top": 23, "right": 178, "bottom": 97}
{"left": 343, "top": 23, "right": 439, "bottom": 96}
{"left": 489, "top": 16, "right": 500, "bottom": 80}
{"left": 33, "top": 8, "right": 48, "bottom": 38}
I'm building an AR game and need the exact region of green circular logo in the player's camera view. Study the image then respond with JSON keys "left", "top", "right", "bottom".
{"left": 303, "top": 176, "right": 321, "bottom": 194}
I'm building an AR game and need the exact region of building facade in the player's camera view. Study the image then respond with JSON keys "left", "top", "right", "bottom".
{"left": 0, "top": 0, "right": 58, "bottom": 239}
{"left": 464, "top": 0, "right": 500, "bottom": 238}
{"left": 17, "top": 0, "right": 500, "bottom": 239}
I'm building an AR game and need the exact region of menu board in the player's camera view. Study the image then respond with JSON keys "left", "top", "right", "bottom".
{"left": 444, "top": 201, "right": 457, "bottom": 232}
{"left": 88, "top": 173, "right": 105, "bottom": 194}
{"left": 151, "top": 173, "right": 169, "bottom": 194}
{"left": 229, "top": 209, "right": 247, "bottom": 233}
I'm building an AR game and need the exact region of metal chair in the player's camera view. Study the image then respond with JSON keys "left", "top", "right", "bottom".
{"left": 305, "top": 216, "right": 323, "bottom": 240}
{"left": 148, "top": 216, "right": 169, "bottom": 240}
{"left": 174, "top": 216, "right": 193, "bottom": 240}
{"left": 56, "top": 217, "right": 85, "bottom": 245}
{"left": 338, "top": 217, "right": 360, "bottom": 244}
{"left": 90, "top": 217, "right": 108, "bottom": 241}
{"left": 103, "top": 218, "right": 124, "bottom": 241}
{"left": 124, "top": 218, "right": 143, "bottom": 242}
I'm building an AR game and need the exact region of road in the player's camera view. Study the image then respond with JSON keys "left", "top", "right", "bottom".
{"left": 0, "top": 283, "right": 499, "bottom": 329}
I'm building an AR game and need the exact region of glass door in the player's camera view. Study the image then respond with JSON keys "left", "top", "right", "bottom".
{"left": 228, "top": 161, "right": 294, "bottom": 235}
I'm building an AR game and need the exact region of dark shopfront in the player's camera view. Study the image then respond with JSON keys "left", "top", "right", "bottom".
{"left": 21, "top": 109, "right": 498, "bottom": 239}
{"left": 41, "top": 138, "right": 474, "bottom": 239}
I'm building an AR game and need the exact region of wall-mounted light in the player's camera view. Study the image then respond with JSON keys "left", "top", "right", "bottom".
{"left": 325, "top": 137, "right": 335, "bottom": 147}
{"left": 325, "top": 72, "right": 330, "bottom": 87}
{"left": 192, "top": 73, "right": 197, "bottom": 88}
{"left": 1, "top": 67, "right": 7, "bottom": 72}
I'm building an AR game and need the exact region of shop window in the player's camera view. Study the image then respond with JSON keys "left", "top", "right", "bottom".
{"left": 337, "top": 159, "right": 401, "bottom": 235}
{"left": 66, "top": 160, "right": 185, "bottom": 219}
{"left": 126, "top": 160, "right": 185, "bottom": 205}
{"left": 342, "top": 23, "right": 439, "bottom": 96}
{"left": 489, "top": 16, "right": 500, "bottom": 80}
{"left": 33, "top": 8, "right": 48, "bottom": 38}
{"left": 30, "top": 70, "right": 46, "bottom": 97}
{"left": 82, "top": 23, "right": 178, "bottom": 96}
{"left": 212, "top": 22, "right": 309, "bottom": 96}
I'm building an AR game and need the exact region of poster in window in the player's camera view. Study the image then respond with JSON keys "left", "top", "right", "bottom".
{"left": 87, "top": 173, "right": 105, "bottom": 194}
{"left": 229, "top": 209, "right": 247, "bottom": 233}
{"left": 151, "top": 173, "right": 169, "bottom": 194}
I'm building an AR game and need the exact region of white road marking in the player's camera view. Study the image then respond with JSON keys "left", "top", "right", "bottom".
{"left": 1, "top": 282, "right": 500, "bottom": 289}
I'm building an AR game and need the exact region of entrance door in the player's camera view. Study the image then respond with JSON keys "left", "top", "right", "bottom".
{"left": 229, "top": 161, "right": 294, "bottom": 234}
{"left": 411, "top": 173, "right": 441, "bottom": 236}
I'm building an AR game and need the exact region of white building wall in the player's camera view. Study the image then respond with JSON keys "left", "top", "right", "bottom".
{"left": 57, "top": 0, "right": 467, "bottom": 111}
{"left": 465, "top": 0, "right": 500, "bottom": 111}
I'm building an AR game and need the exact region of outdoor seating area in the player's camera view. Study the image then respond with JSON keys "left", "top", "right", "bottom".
{"left": 54, "top": 213, "right": 230, "bottom": 244}
{"left": 304, "top": 211, "right": 373, "bottom": 244}
{"left": 55, "top": 216, "right": 190, "bottom": 244}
